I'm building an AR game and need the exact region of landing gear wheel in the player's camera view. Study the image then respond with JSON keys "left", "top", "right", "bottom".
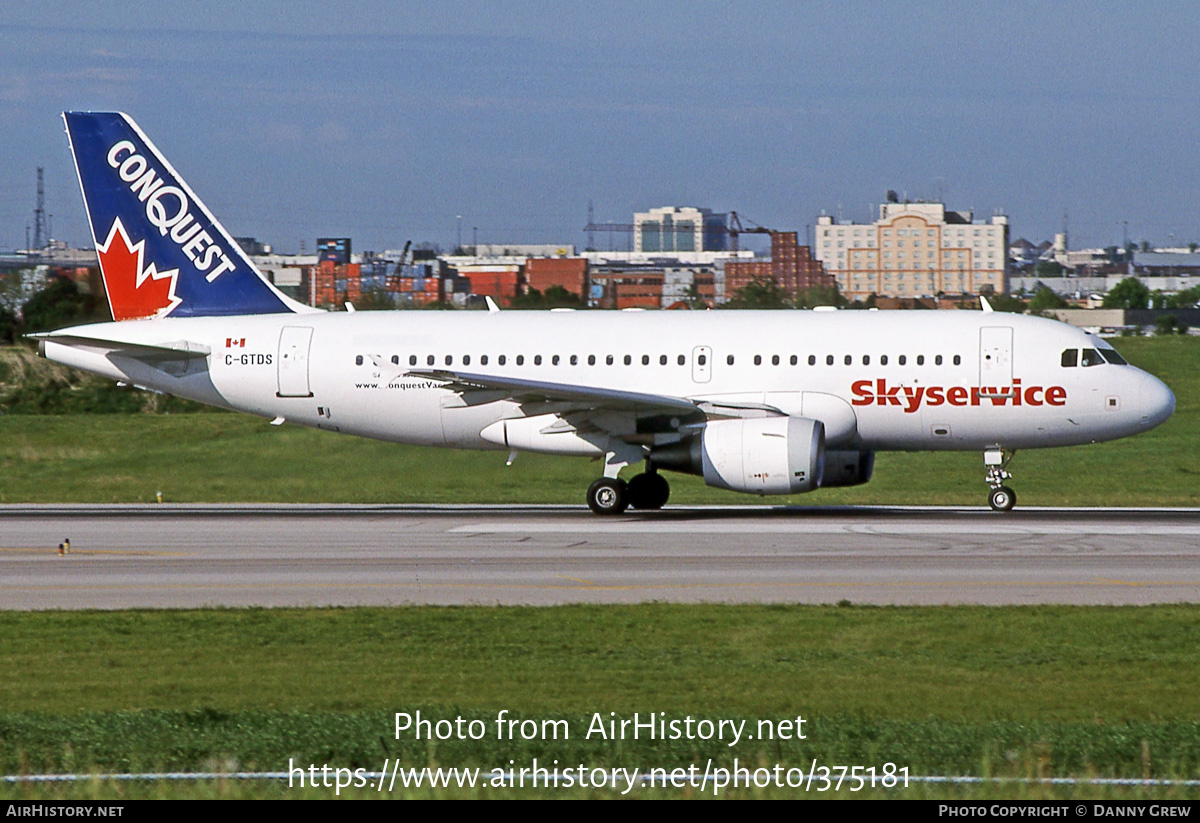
{"left": 989, "top": 486, "right": 1016, "bottom": 512}
{"left": 587, "top": 478, "right": 628, "bottom": 515}
{"left": 626, "top": 472, "right": 670, "bottom": 510}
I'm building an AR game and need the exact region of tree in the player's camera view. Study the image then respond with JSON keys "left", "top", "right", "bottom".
{"left": 1102, "top": 277, "right": 1151, "bottom": 309}
{"left": 793, "top": 284, "right": 844, "bottom": 309}
{"left": 0, "top": 305, "right": 17, "bottom": 344}
{"left": 1034, "top": 260, "right": 1065, "bottom": 277}
{"left": 510, "top": 285, "right": 586, "bottom": 309}
{"left": 1154, "top": 314, "right": 1188, "bottom": 335}
{"left": 723, "top": 277, "right": 790, "bottom": 309}
{"left": 1165, "top": 284, "right": 1200, "bottom": 309}
{"left": 22, "top": 277, "right": 110, "bottom": 332}
{"left": 985, "top": 293, "right": 1028, "bottom": 313}
{"left": 1028, "top": 286, "right": 1068, "bottom": 313}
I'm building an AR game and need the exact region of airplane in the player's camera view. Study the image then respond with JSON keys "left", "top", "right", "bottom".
{"left": 35, "top": 112, "right": 1176, "bottom": 514}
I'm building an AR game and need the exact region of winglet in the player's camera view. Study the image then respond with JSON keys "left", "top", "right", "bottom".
{"left": 485, "top": 296, "right": 500, "bottom": 314}
{"left": 980, "top": 295, "right": 994, "bottom": 313}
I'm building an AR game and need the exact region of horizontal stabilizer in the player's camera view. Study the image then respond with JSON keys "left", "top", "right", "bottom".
{"left": 30, "top": 330, "right": 211, "bottom": 360}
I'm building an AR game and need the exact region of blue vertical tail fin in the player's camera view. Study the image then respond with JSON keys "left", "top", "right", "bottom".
{"left": 63, "top": 111, "right": 308, "bottom": 321}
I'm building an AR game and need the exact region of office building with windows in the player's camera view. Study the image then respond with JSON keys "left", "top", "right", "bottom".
{"left": 815, "top": 202, "right": 1009, "bottom": 299}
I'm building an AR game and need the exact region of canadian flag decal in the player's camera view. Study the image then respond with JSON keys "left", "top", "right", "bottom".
{"left": 96, "top": 218, "right": 182, "bottom": 320}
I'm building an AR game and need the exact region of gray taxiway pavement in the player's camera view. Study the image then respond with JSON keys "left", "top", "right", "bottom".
{"left": 1, "top": 505, "right": 1198, "bottom": 609}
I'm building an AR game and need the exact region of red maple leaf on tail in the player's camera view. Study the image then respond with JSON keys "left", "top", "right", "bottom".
{"left": 97, "top": 219, "right": 182, "bottom": 320}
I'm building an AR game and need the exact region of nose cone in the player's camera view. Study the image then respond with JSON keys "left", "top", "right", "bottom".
{"left": 1139, "top": 373, "right": 1175, "bottom": 431}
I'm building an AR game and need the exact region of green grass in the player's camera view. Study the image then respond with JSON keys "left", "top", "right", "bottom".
{"left": 0, "top": 336, "right": 1196, "bottom": 505}
{"left": 2, "top": 604, "right": 1200, "bottom": 793}
{"left": 6, "top": 605, "right": 1200, "bottom": 719}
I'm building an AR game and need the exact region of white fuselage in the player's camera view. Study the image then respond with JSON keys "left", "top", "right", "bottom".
{"left": 42, "top": 309, "right": 1174, "bottom": 457}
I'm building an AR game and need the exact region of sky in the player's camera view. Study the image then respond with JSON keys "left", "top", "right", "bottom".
{"left": 2, "top": 1, "right": 1199, "bottom": 254}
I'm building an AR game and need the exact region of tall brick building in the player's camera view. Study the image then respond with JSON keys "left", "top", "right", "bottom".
{"left": 724, "top": 232, "right": 834, "bottom": 299}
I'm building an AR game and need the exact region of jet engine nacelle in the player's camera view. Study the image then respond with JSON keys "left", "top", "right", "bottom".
{"left": 820, "top": 450, "right": 875, "bottom": 488}
{"left": 700, "top": 416, "right": 825, "bottom": 495}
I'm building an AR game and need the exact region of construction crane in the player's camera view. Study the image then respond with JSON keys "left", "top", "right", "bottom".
{"left": 725, "top": 211, "right": 774, "bottom": 253}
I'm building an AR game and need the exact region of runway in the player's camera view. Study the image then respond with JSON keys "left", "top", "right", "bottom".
{"left": 1, "top": 505, "right": 1198, "bottom": 609}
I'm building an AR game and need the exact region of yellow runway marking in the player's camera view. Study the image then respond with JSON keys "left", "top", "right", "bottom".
{"left": 1094, "top": 577, "right": 1145, "bottom": 587}
{"left": 554, "top": 575, "right": 598, "bottom": 586}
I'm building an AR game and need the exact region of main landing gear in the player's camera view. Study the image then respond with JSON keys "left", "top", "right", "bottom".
{"left": 586, "top": 466, "right": 670, "bottom": 515}
{"left": 984, "top": 449, "right": 1016, "bottom": 511}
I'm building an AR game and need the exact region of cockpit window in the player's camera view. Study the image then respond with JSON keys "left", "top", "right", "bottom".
{"left": 1100, "top": 347, "right": 1128, "bottom": 365}
{"left": 1061, "top": 349, "right": 1078, "bottom": 367}
{"left": 1081, "top": 348, "right": 1106, "bottom": 367}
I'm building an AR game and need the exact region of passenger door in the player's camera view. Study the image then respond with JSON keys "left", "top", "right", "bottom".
{"left": 277, "top": 326, "right": 314, "bottom": 397}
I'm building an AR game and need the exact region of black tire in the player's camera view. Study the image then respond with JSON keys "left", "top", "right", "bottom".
{"left": 627, "top": 472, "right": 670, "bottom": 510}
{"left": 587, "top": 478, "right": 628, "bottom": 515}
{"left": 989, "top": 486, "right": 1016, "bottom": 511}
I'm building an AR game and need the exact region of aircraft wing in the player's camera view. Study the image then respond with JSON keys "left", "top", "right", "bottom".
{"left": 406, "top": 368, "right": 704, "bottom": 417}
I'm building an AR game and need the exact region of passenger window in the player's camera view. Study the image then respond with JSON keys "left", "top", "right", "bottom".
{"left": 677, "top": 355, "right": 685, "bottom": 365}
{"left": 1061, "top": 349, "right": 1078, "bottom": 368}
{"left": 391, "top": 355, "right": 399, "bottom": 365}
{"left": 844, "top": 355, "right": 852, "bottom": 366}
{"left": 660, "top": 355, "right": 668, "bottom": 365}
{"left": 772, "top": 355, "right": 780, "bottom": 366}
{"left": 355, "top": 355, "right": 363, "bottom": 365}
{"left": 516, "top": 355, "right": 524, "bottom": 366}
{"left": 826, "top": 355, "right": 834, "bottom": 365}
{"left": 899, "top": 355, "right": 907, "bottom": 366}
{"left": 863, "top": 355, "right": 870, "bottom": 366}
{"left": 606, "top": 355, "right": 614, "bottom": 365}
{"left": 588, "top": 355, "right": 596, "bottom": 366}
{"left": 808, "top": 355, "right": 816, "bottom": 366}
{"left": 917, "top": 355, "right": 925, "bottom": 365}
{"left": 534, "top": 355, "right": 542, "bottom": 366}
{"left": 570, "top": 355, "right": 577, "bottom": 365}
{"left": 624, "top": 355, "right": 632, "bottom": 366}
{"left": 698, "top": 354, "right": 707, "bottom": 366}
{"left": 754, "top": 355, "right": 762, "bottom": 366}
{"left": 552, "top": 355, "right": 559, "bottom": 366}
{"left": 953, "top": 355, "right": 961, "bottom": 366}
{"left": 463, "top": 355, "right": 471, "bottom": 366}
{"left": 935, "top": 355, "right": 943, "bottom": 366}
{"left": 1081, "top": 348, "right": 1105, "bottom": 367}
{"left": 498, "top": 355, "right": 507, "bottom": 365}
{"left": 426, "top": 355, "right": 435, "bottom": 366}
{"left": 445, "top": 355, "right": 453, "bottom": 366}
{"left": 790, "top": 355, "right": 798, "bottom": 366}
{"left": 727, "top": 354, "right": 735, "bottom": 366}
{"left": 642, "top": 355, "right": 650, "bottom": 365}
{"left": 409, "top": 355, "right": 417, "bottom": 366}
{"left": 481, "top": 355, "right": 489, "bottom": 366}
{"left": 881, "top": 355, "right": 888, "bottom": 366}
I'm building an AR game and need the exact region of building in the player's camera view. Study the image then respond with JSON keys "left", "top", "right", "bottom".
{"left": 525, "top": 257, "right": 588, "bottom": 297}
{"left": 723, "top": 232, "right": 833, "bottom": 300}
{"left": 661, "top": 267, "right": 719, "bottom": 308}
{"left": 815, "top": 202, "right": 1009, "bottom": 299}
{"left": 634, "top": 207, "right": 729, "bottom": 254}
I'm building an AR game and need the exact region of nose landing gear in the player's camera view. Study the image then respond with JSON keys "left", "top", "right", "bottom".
{"left": 984, "top": 449, "right": 1016, "bottom": 511}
